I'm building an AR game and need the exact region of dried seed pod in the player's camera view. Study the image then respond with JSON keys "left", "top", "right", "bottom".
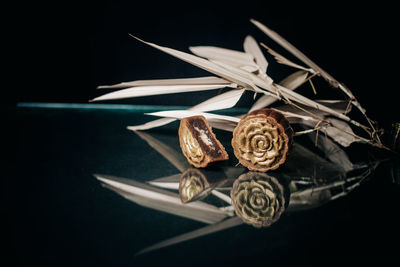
{"left": 231, "top": 172, "right": 286, "bottom": 228}
{"left": 179, "top": 116, "right": 229, "bottom": 168}
{"left": 232, "top": 108, "right": 293, "bottom": 172}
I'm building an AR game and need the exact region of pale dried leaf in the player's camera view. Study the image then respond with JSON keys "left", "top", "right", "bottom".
{"left": 127, "top": 89, "right": 245, "bottom": 131}
{"left": 131, "top": 35, "right": 259, "bottom": 91}
{"left": 276, "top": 103, "right": 367, "bottom": 146}
{"left": 250, "top": 19, "right": 340, "bottom": 88}
{"left": 239, "top": 65, "right": 260, "bottom": 73}
{"left": 189, "top": 89, "right": 245, "bottom": 112}
{"left": 127, "top": 118, "right": 176, "bottom": 131}
{"left": 207, "top": 120, "right": 237, "bottom": 132}
{"left": 189, "top": 46, "right": 256, "bottom": 68}
{"left": 249, "top": 70, "right": 308, "bottom": 112}
{"left": 209, "top": 59, "right": 274, "bottom": 95}
{"left": 279, "top": 70, "right": 309, "bottom": 90}
{"left": 316, "top": 100, "right": 352, "bottom": 114}
{"left": 243, "top": 35, "right": 268, "bottom": 73}
{"left": 91, "top": 84, "right": 232, "bottom": 102}
{"left": 274, "top": 84, "right": 354, "bottom": 124}
{"left": 146, "top": 110, "right": 241, "bottom": 123}
{"left": 260, "top": 43, "right": 310, "bottom": 72}
{"left": 97, "top": 76, "right": 231, "bottom": 89}
{"left": 325, "top": 118, "right": 362, "bottom": 147}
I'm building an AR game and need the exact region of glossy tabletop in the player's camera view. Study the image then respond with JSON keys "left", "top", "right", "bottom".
{"left": 8, "top": 103, "right": 400, "bottom": 266}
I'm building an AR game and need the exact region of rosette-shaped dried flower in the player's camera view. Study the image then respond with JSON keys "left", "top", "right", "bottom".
{"left": 179, "top": 116, "right": 229, "bottom": 168}
{"left": 232, "top": 108, "right": 293, "bottom": 172}
{"left": 231, "top": 172, "right": 286, "bottom": 228}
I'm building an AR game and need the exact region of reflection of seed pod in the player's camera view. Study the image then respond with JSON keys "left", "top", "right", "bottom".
{"left": 179, "top": 168, "right": 226, "bottom": 203}
{"left": 179, "top": 116, "right": 229, "bottom": 168}
{"left": 231, "top": 172, "right": 286, "bottom": 228}
{"left": 232, "top": 109, "right": 293, "bottom": 172}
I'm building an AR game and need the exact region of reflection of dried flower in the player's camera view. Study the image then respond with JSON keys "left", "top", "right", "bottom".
{"left": 232, "top": 109, "right": 293, "bottom": 172}
{"left": 231, "top": 172, "right": 286, "bottom": 228}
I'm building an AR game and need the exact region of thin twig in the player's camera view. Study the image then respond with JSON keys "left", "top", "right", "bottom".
{"left": 308, "top": 78, "right": 317, "bottom": 95}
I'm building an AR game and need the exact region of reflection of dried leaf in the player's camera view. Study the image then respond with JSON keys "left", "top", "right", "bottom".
{"left": 243, "top": 35, "right": 268, "bottom": 74}
{"left": 147, "top": 174, "right": 181, "bottom": 190}
{"left": 134, "top": 131, "right": 189, "bottom": 172}
{"left": 307, "top": 129, "right": 354, "bottom": 172}
{"left": 95, "top": 174, "right": 229, "bottom": 224}
{"left": 135, "top": 217, "right": 242, "bottom": 256}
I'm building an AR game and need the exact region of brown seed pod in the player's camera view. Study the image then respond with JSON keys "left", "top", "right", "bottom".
{"left": 179, "top": 116, "right": 229, "bottom": 168}
{"left": 231, "top": 108, "right": 293, "bottom": 172}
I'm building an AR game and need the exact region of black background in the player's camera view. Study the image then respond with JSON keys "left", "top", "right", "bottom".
{"left": 6, "top": 1, "right": 400, "bottom": 266}
{"left": 10, "top": 0, "right": 399, "bottom": 128}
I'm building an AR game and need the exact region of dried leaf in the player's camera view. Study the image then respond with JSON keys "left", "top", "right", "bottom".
{"left": 275, "top": 103, "right": 368, "bottom": 146}
{"left": 91, "top": 84, "right": 232, "bottom": 102}
{"left": 189, "top": 89, "right": 245, "bottom": 112}
{"left": 325, "top": 118, "right": 362, "bottom": 147}
{"left": 126, "top": 89, "right": 245, "bottom": 131}
{"left": 189, "top": 46, "right": 257, "bottom": 69}
{"left": 97, "top": 76, "right": 230, "bottom": 89}
{"left": 249, "top": 70, "right": 308, "bottom": 112}
{"left": 279, "top": 70, "right": 309, "bottom": 90}
{"left": 274, "top": 84, "right": 355, "bottom": 125}
{"left": 243, "top": 35, "right": 268, "bottom": 74}
{"left": 209, "top": 59, "right": 274, "bottom": 95}
{"left": 251, "top": 19, "right": 378, "bottom": 130}
{"left": 260, "top": 43, "right": 310, "bottom": 72}
{"left": 250, "top": 19, "right": 340, "bottom": 88}
{"left": 131, "top": 35, "right": 259, "bottom": 92}
{"left": 146, "top": 110, "right": 241, "bottom": 124}
{"left": 316, "top": 100, "right": 352, "bottom": 114}
{"left": 127, "top": 118, "right": 176, "bottom": 131}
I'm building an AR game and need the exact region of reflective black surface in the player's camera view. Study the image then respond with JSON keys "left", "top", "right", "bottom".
{"left": 8, "top": 104, "right": 400, "bottom": 266}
